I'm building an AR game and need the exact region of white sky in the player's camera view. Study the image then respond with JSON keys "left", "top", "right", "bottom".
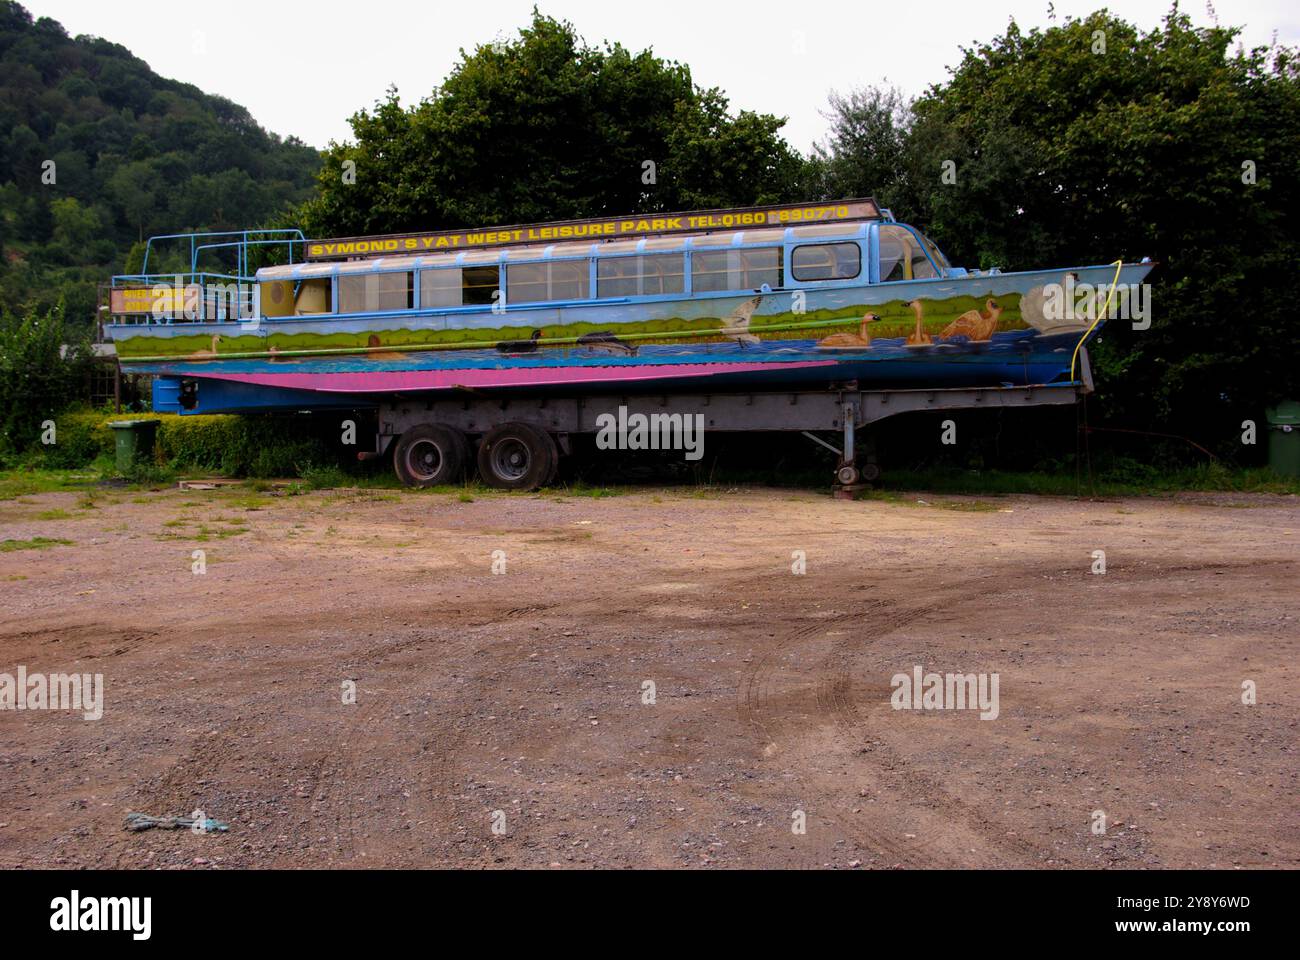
{"left": 23, "top": 0, "right": 1300, "bottom": 154}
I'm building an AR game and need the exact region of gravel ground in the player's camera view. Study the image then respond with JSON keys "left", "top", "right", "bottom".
{"left": 0, "top": 483, "right": 1296, "bottom": 869}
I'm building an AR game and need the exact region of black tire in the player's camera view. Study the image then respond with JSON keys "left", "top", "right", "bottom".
{"left": 476, "top": 422, "right": 557, "bottom": 491}
{"left": 392, "top": 425, "right": 469, "bottom": 488}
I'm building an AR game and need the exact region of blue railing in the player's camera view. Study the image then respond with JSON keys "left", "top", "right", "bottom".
{"left": 132, "top": 229, "right": 307, "bottom": 278}
{"left": 107, "top": 230, "right": 306, "bottom": 325}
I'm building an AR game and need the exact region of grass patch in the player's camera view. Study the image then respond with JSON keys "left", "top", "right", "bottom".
{"left": 194, "top": 524, "right": 249, "bottom": 541}
{"left": 686, "top": 486, "right": 737, "bottom": 499}
{"left": 226, "top": 495, "right": 272, "bottom": 511}
{"left": 35, "top": 508, "right": 73, "bottom": 520}
{"left": 300, "top": 464, "right": 352, "bottom": 490}
{"left": 1, "top": 536, "right": 74, "bottom": 552}
{"left": 560, "top": 482, "right": 622, "bottom": 499}
{"left": 0, "top": 469, "right": 97, "bottom": 500}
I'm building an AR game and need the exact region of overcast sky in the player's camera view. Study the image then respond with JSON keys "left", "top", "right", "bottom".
{"left": 24, "top": 0, "right": 1300, "bottom": 153}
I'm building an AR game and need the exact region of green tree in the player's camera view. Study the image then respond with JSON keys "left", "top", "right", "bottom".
{"left": 0, "top": 304, "right": 92, "bottom": 456}
{"left": 816, "top": 9, "right": 1299, "bottom": 456}
{"left": 298, "top": 11, "right": 806, "bottom": 236}
{"left": 49, "top": 196, "right": 99, "bottom": 259}
{"left": 808, "top": 86, "right": 914, "bottom": 209}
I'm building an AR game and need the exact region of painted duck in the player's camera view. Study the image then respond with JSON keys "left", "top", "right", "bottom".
{"left": 497, "top": 330, "right": 543, "bottom": 354}
{"left": 817, "top": 313, "right": 881, "bottom": 349}
{"left": 188, "top": 333, "right": 222, "bottom": 359}
{"left": 903, "top": 300, "right": 932, "bottom": 347}
{"left": 940, "top": 298, "right": 1003, "bottom": 342}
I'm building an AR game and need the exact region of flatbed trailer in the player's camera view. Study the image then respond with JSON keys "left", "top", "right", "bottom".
{"left": 370, "top": 349, "right": 1094, "bottom": 495}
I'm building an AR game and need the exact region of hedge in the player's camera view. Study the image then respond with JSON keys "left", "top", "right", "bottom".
{"left": 44, "top": 409, "right": 352, "bottom": 477}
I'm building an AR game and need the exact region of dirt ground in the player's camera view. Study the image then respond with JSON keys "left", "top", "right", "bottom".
{"left": 0, "top": 481, "right": 1296, "bottom": 869}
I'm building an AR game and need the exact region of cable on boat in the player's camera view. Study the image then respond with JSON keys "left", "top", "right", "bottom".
{"left": 1070, "top": 259, "right": 1124, "bottom": 384}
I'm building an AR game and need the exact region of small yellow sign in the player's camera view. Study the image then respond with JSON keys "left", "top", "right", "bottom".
{"left": 110, "top": 285, "right": 200, "bottom": 316}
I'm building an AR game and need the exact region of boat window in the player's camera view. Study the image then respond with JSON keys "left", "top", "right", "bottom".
{"left": 550, "top": 260, "right": 589, "bottom": 300}
{"left": 878, "top": 225, "right": 937, "bottom": 282}
{"left": 338, "top": 271, "right": 414, "bottom": 313}
{"left": 597, "top": 257, "right": 638, "bottom": 297}
{"left": 691, "top": 250, "right": 730, "bottom": 292}
{"left": 462, "top": 265, "right": 500, "bottom": 306}
{"left": 692, "top": 247, "right": 783, "bottom": 293}
{"left": 742, "top": 248, "right": 782, "bottom": 289}
{"left": 597, "top": 253, "right": 686, "bottom": 297}
{"left": 791, "top": 242, "right": 861, "bottom": 282}
{"left": 505, "top": 262, "right": 546, "bottom": 303}
{"left": 506, "top": 260, "right": 591, "bottom": 303}
{"left": 294, "top": 278, "right": 332, "bottom": 315}
{"left": 420, "top": 268, "right": 463, "bottom": 308}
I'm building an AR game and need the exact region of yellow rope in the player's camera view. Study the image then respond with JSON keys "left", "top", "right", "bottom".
{"left": 1070, "top": 259, "right": 1124, "bottom": 383}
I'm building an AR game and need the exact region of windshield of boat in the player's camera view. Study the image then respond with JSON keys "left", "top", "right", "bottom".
{"left": 878, "top": 224, "right": 940, "bottom": 281}
{"left": 915, "top": 231, "right": 956, "bottom": 273}
{"left": 916, "top": 232, "right": 951, "bottom": 274}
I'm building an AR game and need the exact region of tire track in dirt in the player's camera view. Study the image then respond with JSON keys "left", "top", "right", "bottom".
{"left": 0, "top": 625, "right": 161, "bottom": 664}
{"left": 331, "top": 600, "right": 581, "bottom": 866}
{"left": 114, "top": 712, "right": 263, "bottom": 867}
{"left": 822, "top": 574, "right": 1060, "bottom": 867}
{"left": 740, "top": 597, "right": 955, "bottom": 867}
{"left": 737, "top": 569, "right": 1055, "bottom": 867}
{"left": 297, "top": 697, "right": 373, "bottom": 865}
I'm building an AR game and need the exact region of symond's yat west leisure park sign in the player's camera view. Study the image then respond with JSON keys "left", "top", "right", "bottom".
{"left": 303, "top": 199, "right": 882, "bottom": 260}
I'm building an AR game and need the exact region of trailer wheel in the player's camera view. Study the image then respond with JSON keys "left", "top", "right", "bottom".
{"left": 477, "top": 422, "right": 557, "bottom": 491}
{"left": 393, "top": 425, "right": 469, "bottom": 487}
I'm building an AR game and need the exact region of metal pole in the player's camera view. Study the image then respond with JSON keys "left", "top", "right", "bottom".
{"left": 843, "top": 400, "right": 856, "bottom": 464}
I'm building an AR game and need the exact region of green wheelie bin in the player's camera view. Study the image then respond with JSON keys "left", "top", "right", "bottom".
{"left": 1265, "top": 401, "right": 1300, "bottom": 478}
{"left": 108, "top": 419, "right": 160, "bottom": 473}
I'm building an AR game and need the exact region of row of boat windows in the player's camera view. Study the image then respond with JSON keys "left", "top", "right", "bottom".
{"left": 330, "top": 246, "right": 814, "bottom": 313}
{"left": 274, "top": 230, "right": 938, "bottom": 316}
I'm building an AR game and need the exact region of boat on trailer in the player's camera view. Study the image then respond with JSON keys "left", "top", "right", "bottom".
{"left": 101, "top": 199, "right": 1151, "bottom": 490}
{"left": 103, "top": 198, "right": 1152, "bottom": 413}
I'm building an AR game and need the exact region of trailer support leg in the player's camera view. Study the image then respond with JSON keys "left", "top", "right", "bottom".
{"left": 833, "top": 399, "right": 869, "bottom": 499}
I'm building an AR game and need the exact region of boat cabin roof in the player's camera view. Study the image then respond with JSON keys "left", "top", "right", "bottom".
{"left": 259, "top": 199, "right": 886, "bottom": 282}
{"left": 257, "top": 221, "right": 881, "bottom": 282}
